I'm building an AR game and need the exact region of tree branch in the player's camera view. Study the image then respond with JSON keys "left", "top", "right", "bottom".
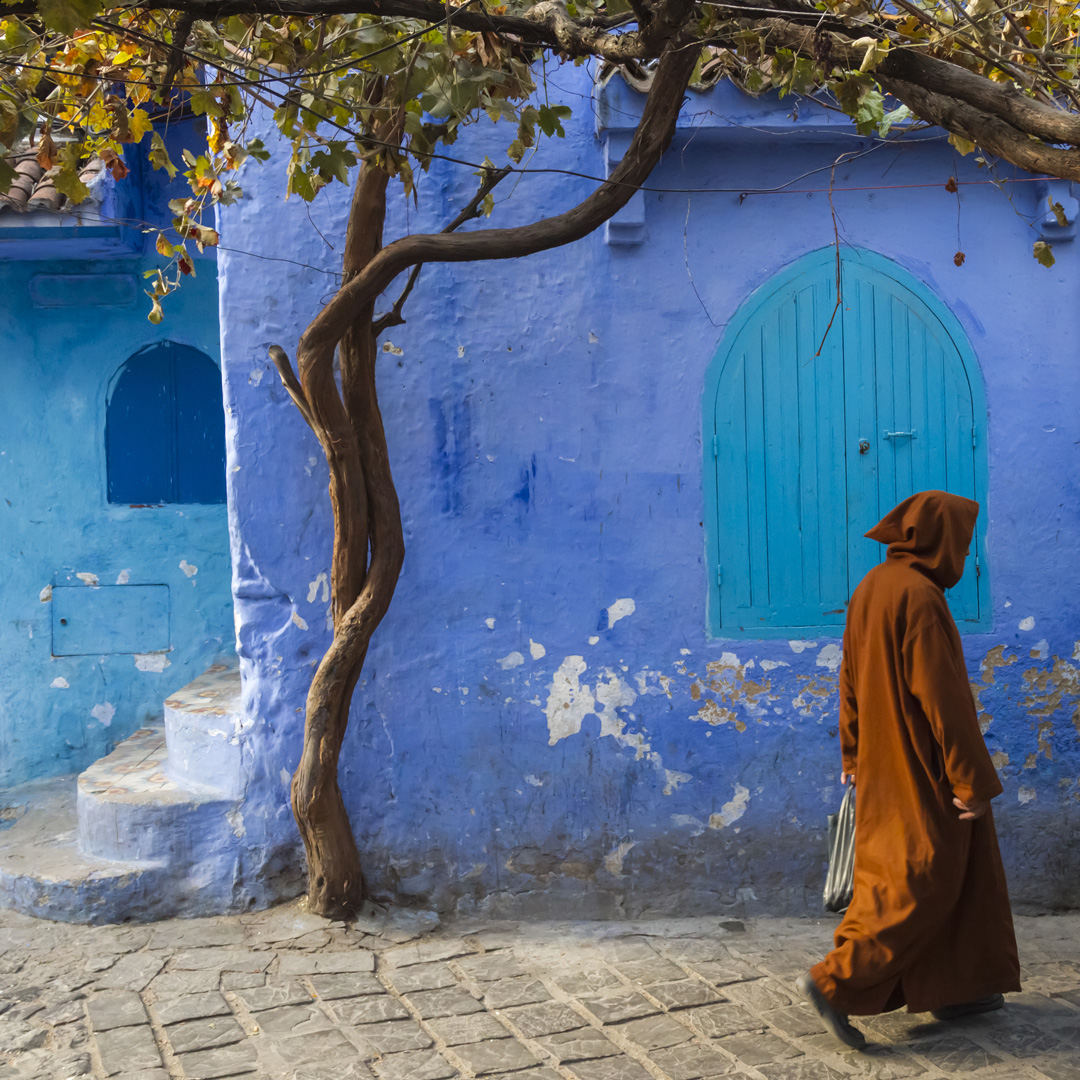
{"left": 298, "top": 36, "right": 698, "bottom": 377}
{"left": 268, "top": 344, "right": 316, "bottom": 430}
{"left": 372, "top": 165, "right": 513, "bottom": 337}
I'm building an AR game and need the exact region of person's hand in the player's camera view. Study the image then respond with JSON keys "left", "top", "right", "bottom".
{"left": 953, "top": 796, "right": 987, "bottom": 820}
{"left": 842, "top": 772, "right": 856, "bottom": 787}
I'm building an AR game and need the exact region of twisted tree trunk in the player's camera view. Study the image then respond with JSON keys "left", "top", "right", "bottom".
{"left": 273, "top": 36, "right": 699, "bottom": 918}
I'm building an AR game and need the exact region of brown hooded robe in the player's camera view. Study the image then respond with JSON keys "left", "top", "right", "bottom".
{"left": 810, "top": 490, "right": 1020, "bottom": 1016}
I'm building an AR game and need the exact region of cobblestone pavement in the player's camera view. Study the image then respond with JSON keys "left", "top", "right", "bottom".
{"left": 2, "top": 902, "right": 1080, "bottom": 1080}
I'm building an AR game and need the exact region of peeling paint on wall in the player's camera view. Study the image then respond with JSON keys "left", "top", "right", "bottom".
{"left": 709, "top": 784, "right": 751, "bottom": 829}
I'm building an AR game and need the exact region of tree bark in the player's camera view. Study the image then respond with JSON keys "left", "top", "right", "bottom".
{"left": 277, "top": 34, "right": 698, "bottom": 918}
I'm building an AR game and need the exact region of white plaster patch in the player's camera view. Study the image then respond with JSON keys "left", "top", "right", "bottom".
{"left": 382, "top": 341, "right": 404, "bottom": 356}
{"left": 664, "top": 770, "right": 693, "bottom": 795}
{"left": 671, "top": 814, "right": 706, "bottom": 836}
{"left": 680, "top": 648, "right": 691, "bottom": 656}
{"left": 524, "top": 774, "right": 544, "bottom": 787}
{"left": 291, "top": 612, "right": 309, "bottom": 631}
{"left": 588, "top": 636, "right": 600, "bottom": 645}
{"left": 498, "top": 651, "right": 525, "bottom": 670}
{"left": 1004, "top": 600, "right": 1013, "bottom": 608}
{"left": 76, "top": 572, "right": 99, "bottom": 587}
{"left": 39, "top": 585, "right": 52, "bottom": 603}
{"left": 788, "top": 640, "right": 818, "bottom": 653}
{"left": 606, "top": 598, "right": 636, "bottom": 628}
{"left": 545, "top": 656, "right": 596, "bottom": 744}
{"left": 280, "top": 769, "right": 291, "bottom": 787}
{"left": 305, "top": 456, "right": 318, "bottom": 476}
{"left": 816, "top": 644, "right": 843, "bottom": 672}
{"left": 250, "top": 368, "right": 263, "bottom": 386}
{"left": 50, "top": 677, "right": 69, "bottom": 689}
{"left": 1073, "top": 641, "right": 1080, "bottom": 662}
{"left": 115, "top": 569, "right": 131, "bottom": 585}
{"left": 588, "top": 331, "right": 600, "bottom": 343}
{"left": 760, "top": 659, "right": 790, "bottom": 671}
{"left": 90, "top": 702, "right": 115, "bottom": 727}
{"left": 485, "top": 618, "right": 496, "bottom": 629}
{"left": 603, "top": 840, "right": 635, "bottom": 878}
{"left": 457, "top": 345, "right": 465, "bottom": 358}
{"left": 307, "top": 572, "right": 329, "bottom": 604}
{"left": 135, "top": 653, "right": 171, "bottom": 673}
{"left": 1031, "top": 639, "right": 1050, "bottom": 660}
{"left": 226, "top": 808, "right": 246, "bottom": 838}
{"left": 1019, "top": 616, "right": 1036, "bottom": 632}
{"left": 709, "top": 784, "right": 751, "bottom": 829}
{"left": 529, "top": 639, "right": 546, "bottom": 660}
{"left": 179, "top": 560, "right": 198, "bottom": 579}
{"left": 1018, "top": 787, "right": 1037, "bottom": 804}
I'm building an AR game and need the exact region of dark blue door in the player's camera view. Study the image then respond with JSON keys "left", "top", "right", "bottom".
{"left": 107, "top": 342, "right": 226, "bottom": 505}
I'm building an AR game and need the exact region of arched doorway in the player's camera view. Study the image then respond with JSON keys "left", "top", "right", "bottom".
{"left": 703, "top": 247, "right": 988, "bottom": 637}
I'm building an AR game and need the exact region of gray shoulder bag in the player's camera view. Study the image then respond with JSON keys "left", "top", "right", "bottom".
{"left": 823, "top": 785, "right": 855, "bottom": 913}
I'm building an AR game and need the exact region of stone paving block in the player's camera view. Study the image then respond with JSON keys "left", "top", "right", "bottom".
{"left": 386, "top": 964, "right": 457, "bottom": 993}
{"left": 39, "top": 998, "right": 87, "bottom": 1026}
{"left": 843, "top": 1048, "right": 927, "bottom": 1078}
{"left": 0, "top": 1020, "right": 45, "bottom": 1054}
{"left": 608, "top": 958, "right": 687, "bottom": 985}
{"left": 455, "top": 952, "right": 526, "bottom": 982}
{"left": 149, "top": 971, "right": 222, "bottom": 997}
{"left": 370, "top": 1048, "right": 458, "bottom": 1080}
{"left": 426, "top": 1011, "right": 508, "bottom": 1045}
{"left": 310, "top": 972, "right": 385, "bottom": 999}
{"left": 561, "top": 1056, "right": 654, "bottom": 1080}
{"left": 613, "top": 1012, "right": 691, "bottom": 1051}
{"left": 686, "top": 1002, "right": 765, "bottom": 1039}
{"left": 148, "top": 922, "right": 245, "bottom": 951}
{"left": 175, "top": 1041, "right": 259, "bottom": 1078}
{"left": 263, "top": 1026, "right": 358, "bottom": 1067}
{"left": 578, "top": 992, "right": 658, "bottom": 1025}
{"left": 483, "top": 979, "right": 551, "bottom": 1010}
{"left": 724, "top": 979, "right": 796, "bottom": 1011}
{"left": 382, "top": 941, "right": 473, "bottom": 969}
{"left": 283, "top": 1063, "right": 376, "bottom": 1080}
{"left": 408, "top": 987, "right": 485, "bottom": 1019}
{"left": 112, "top": 1070, "right": 168, "bottom": 1080}
{"left": 493, "top": 1071, "right": 563, "bottom": 1080}
{"left": 453, "top": 1038, "right": 542, "bottom": 1075}
{"left": 906, "top": 1035, "right": 1003, "bottom": 1072}
{"left": 557, "top": 972, "right": 624, "bottom": 997}
{"left": 719, "top": 1031, "right": 803, "bottom": 1066}
{"left": 600, "top": 939, "right": 659, "bottom": 963}
{"left": 153, "top": 991, "right": 231, "bottom": 1026}
{"left": 766, "top": 1004, "right": 826, "bottom": 1038}
{"left": 221, "top": 971, "right": 267, "bottom": 990}
{"left": 755, "top": 1061, "right": 850, "bottom": 1080}
{"left": 278, "top": 953, "right": 376, "bottom": 977}
{"left": 501, "top": 1001, "right": 586, "bottom": 1038}
{"left": 94, "top": 955, "right": 166, "bottom": 992}
{"left": 331, "top": 995, "right": 410, "bottom": 1025}
{"left": 94, "top": 1023, "right": 163, "bottom": 1076}
{"left": 685, "top": 961, "right": 762, "bottom": 987}
{"left": 165, "top": 1015, "right": 247, "bottom": 1054}
{"left": 349, "top": 1019, "right": 434, "bottom": 1055}
{"left": 250, "top": 1003, "right": 334, "bottom": 1037}
{"left": 535, "top": 1026, "right": 620, "bottom": 1063}
{"left": 651, "top": 1042, "right": 737, "bottom": 1079}
{"left": 980, "top": 1020, "right": 1066, "bottom": 1058}
{"left": 648, "top": 980, "right": 724, "bottom": 1011}
{"left": 233, "top": 981, "right": 314, "bottom": 1012}
{"left": 85, "top": 992, "right": 147, "bottom": 1030}
{"left": 1034, "top": 1061, "right": 1080, "bottom": 1080}
{"left": 171, "top": 950, "right": 270, "bottom": 974}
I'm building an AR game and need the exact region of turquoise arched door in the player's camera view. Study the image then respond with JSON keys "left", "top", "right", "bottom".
{"left": 704, "top": 248, "right": 987, "bottom": 637}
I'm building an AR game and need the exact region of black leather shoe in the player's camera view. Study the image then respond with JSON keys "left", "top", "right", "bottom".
{"left": 796, "top": 973, "right": 867, "bottom": 1050}
{"left": 931, "top": 994, "right": 1004, "bottom": 1021}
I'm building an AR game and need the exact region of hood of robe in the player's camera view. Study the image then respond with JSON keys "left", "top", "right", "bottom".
{"left": 865, "top": 490, "right": 979, "bottom": 590}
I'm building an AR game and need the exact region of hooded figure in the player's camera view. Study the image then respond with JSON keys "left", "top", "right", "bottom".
{"left": 798, "top": 490, "right": 1020, "bottom": 1047}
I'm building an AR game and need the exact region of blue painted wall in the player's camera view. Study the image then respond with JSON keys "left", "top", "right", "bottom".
{"left": 0, "top": 123, "right": 233, "bottom": 786}
{"left": 217, "top": 71, "right": 1080, "bottom": 916}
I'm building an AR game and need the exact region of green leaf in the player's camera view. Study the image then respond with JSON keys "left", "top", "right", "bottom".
{"left": 537, "top": 104, "right": 571, "bottom": 138}
{"left": 506, "top": 138, "right": 524, "bottom": 163}
{"left": 879, "top": 104, "right": 912, "bottom": 137}
{"left": 311, "top": 141, "right": 357, "bottom": 185}
{"left": 1049, "top": 198, "right": 1070, "bottom": 227}
{"left": 0, "top": 155, "right": 15, "bottom": 197}
{"left": 36, "top": 0, "right": 101, "bottom": 34}
{"left": 53, "top": 163, "right": 89, "bottom": 204}
{"left": 1034, "top": 240, "right": 1056, "bottom": 267}
{"left": 854, "top": 89, "right": 885, "bottom": 136}
{"left": 149, "top": 132, "right": 178, "bottom": 179}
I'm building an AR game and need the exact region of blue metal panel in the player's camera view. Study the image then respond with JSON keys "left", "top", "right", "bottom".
{"left": 52, "top": 585, "right": 170, "bottom": 656}
{"left": 106, "top": 341, "right": 225, "bottom": 505}
{"left": 704, "top": 247, "right": 988, "bottom": 637}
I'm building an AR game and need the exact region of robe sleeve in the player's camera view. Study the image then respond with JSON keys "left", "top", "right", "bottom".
{"left": 838, "top": 629, "right": 858, "bottom": 775}
{"left": 903, "top": 610, "right": 1002, "bottom": 806}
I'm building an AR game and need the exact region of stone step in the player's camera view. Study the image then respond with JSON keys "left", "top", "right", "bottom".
{"left": 0, "top": 774, "right": 170, "bottom": 924}
{"left": 164, "top": 663, "right": 246, "bottom": 798}
{"left": 76, "top": 726, "right": 237, "bottom": 863}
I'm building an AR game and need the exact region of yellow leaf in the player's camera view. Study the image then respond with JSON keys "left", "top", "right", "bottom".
{"left": 948, "top": 132, "right": 976, "bottom": 155}
{"left": 128, "top": 108, "right": 152, "bottom": 143}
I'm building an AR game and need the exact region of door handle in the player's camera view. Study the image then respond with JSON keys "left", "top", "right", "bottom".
{"left": 883, "top": 429, "right": 917, "bottom": 440}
